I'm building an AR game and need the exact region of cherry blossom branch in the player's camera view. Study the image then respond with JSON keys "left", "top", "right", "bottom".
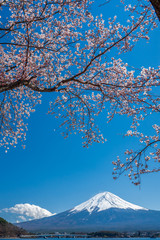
{"left": 113, "top": 125, "right": 160, "bottom": 185}
{"left": 0, "top": 0, "right": 159, "bottom": 175}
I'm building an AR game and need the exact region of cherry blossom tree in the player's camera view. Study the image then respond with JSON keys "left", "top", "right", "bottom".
{"left": 0, "top": 0, "right": 160, "bottom": 184}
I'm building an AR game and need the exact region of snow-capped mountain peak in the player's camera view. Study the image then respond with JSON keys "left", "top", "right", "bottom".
{"left": 70, "top": 192, "right": 147, "bottom": 213}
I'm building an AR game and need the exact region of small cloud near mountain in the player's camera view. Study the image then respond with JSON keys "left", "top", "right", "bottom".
{"left": 0, "top": 203, "right": 55, "bottom": 223}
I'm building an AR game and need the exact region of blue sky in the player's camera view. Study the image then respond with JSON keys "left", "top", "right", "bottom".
{"left": 0, "top": 1, "right": 160, "bottom": 218}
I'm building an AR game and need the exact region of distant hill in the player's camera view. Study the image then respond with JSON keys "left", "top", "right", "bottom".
{"left": 0, "top": 217, "right": 28, "bottom": 237}
{"left": 17, "top": 192, "right": 160, "bottom": 233}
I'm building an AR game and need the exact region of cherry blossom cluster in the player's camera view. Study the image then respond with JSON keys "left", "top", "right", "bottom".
{"left": 112, "top": 124, "right": 160, "bottom": 185}
{"left": 0, "top": 0, "right": 159, "bottom": 181}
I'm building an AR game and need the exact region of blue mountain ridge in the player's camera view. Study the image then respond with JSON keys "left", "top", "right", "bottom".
{"left": 16, "top": 192, "right": 160, "bottom": 232}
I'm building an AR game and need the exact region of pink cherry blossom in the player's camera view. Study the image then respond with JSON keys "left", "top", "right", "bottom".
{"left": 0, "top": 0, "right": 159, "bottom": 183}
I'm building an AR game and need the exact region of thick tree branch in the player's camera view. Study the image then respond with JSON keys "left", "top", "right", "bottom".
{"left": 150, "top": 0, "right": 160, "bottom": 21}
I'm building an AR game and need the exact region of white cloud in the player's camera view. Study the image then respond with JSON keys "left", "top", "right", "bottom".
{"left": 18, "top": 216, "right": 27, "bottom": 221}
{"left": 1, "top": 203, "right": 55, "bottom": 223}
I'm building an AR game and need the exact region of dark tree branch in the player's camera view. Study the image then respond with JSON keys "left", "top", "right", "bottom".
{"left": 149, "top": 0, "right": 160, "bottom": 21}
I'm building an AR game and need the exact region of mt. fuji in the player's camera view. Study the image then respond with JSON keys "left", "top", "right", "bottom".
{"left": 71, "top": 192, "right": 146, "bottom": 213}
{"left": 17, "top": 192, "right": 160, "bottom": 232}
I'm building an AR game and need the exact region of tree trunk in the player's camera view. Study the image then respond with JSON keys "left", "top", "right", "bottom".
{"left": 149, "top": 0, "right": 160, "bottom": 21}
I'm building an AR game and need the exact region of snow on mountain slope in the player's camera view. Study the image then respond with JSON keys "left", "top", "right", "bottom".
{"left": 17, "top": 192, "right": 159, "bottom": 233}
{"left": 71, "top": 192, "right": 147, "bottom": 213}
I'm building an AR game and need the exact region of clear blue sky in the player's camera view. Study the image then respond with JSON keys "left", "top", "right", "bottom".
{"left": 0, "top": 1, "right": 160, "bottom": 215}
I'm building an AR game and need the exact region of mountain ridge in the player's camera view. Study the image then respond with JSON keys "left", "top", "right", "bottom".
{"left": 16, "top": 192, "right": 160, "bottom": 233}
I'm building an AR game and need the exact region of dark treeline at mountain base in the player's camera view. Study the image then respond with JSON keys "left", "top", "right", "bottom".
{"left": 88, "top": 231, "right": 160, "bottom": 238}
{"left": 0, "top": 217, "right": 28, "bottom": 238}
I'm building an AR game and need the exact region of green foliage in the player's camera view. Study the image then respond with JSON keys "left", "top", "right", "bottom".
{"left": 0, "top": 217, "right": 8, "bottom": 225}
